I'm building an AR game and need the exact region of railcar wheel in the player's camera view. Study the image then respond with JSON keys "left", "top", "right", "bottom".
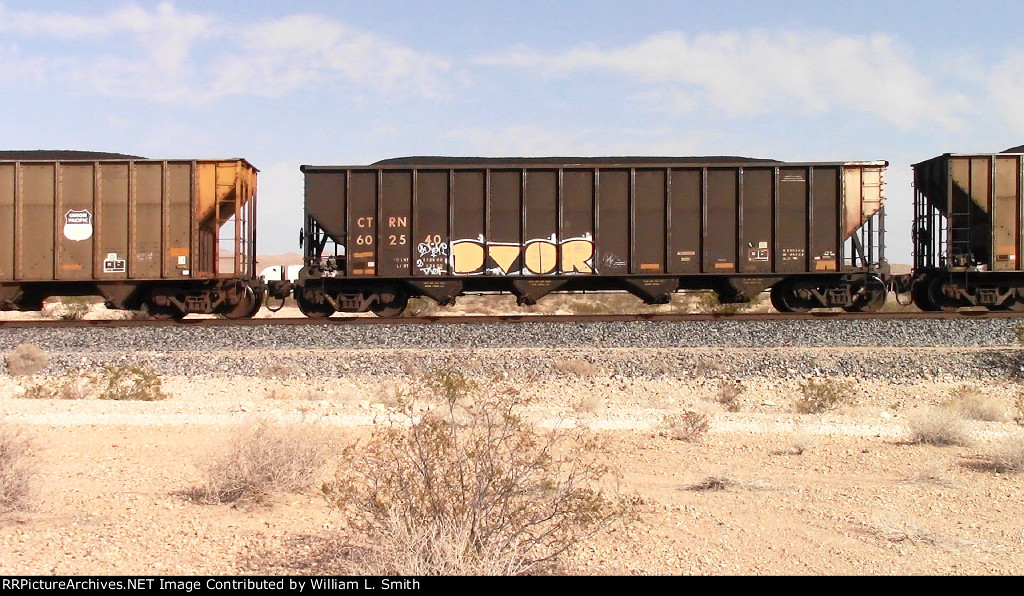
{"left": 370, "top": 292, "right": 408, "bottom": 318}
{"left": 770, "top": 281, "right": 792, "bottom": 313}
{"left": 843, "top": 276, "right": 887, "bottom": 313}
{"left": 769, "top": 281, "right": 810, "bottom": 313}
{"left": 926, "top": 277, "right": 960, "bottom": 312}
{"left": 224, "top": 286, "right": 262, "bottom": 319}
{"left": 911, "top": 279, "right": 938, "bottom": 311}
{"left": 296, "top": 289, "right": 335, "bottom": 318}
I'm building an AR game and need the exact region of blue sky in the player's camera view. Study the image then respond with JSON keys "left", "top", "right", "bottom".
{"left": 2, "top": 1, "right": 1023, "bottom": 263}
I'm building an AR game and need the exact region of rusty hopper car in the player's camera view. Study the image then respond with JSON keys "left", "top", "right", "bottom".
{"left": 293, "top": 157, "right": 888, "bottom": 317}
{"left": 0, "top": 156, "right": 262, "bottom": 319}
{"left": 912, "top": 150, "right": 1024, "bottom": 311}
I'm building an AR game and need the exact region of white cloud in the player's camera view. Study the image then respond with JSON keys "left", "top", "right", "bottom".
{"left": 988, "top": 52, "right": 1024, "bottom": 134}
{"left": 209, "top": 15, "right": 451, "bottom": 100}
{"left": 478, "top": 30, "right": 969, "bottom": 131}
{"left": 0, "top": 2, "right": 208, "bottom": 39}
{"left": 0, "top": 3, "right": 450, "bottom": 104}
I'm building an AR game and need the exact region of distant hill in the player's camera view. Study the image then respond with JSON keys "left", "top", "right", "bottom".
{"left": 256, "top": 253, "right": 303, "bottom": 267}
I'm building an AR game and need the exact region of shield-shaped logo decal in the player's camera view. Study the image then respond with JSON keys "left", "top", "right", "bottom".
{"left": 63, "top": 209, "right": 94, "bottom": 242}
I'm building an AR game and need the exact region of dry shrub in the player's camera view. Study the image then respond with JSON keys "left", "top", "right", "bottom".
{"left": 692, "top": 358, "right": 724, "bottom": 378}
{"left": 0, "top": 426, "right": 33, "bottom": 514}
{"left": 903, "top": 464, "right": 959, "bottom": 488}
{"left": 551, "top": 358, "right": 601, "bottom": 376}
{"left": 420, "top": 369, "right": 479, "bottom": 408}
{"left": 260, "top": 361, "right": 297, "bottom": 380}
{"left": 43, "top": 297, "right": 93, "bottom": 321}
{"left": 864, "top": 512, "right": 940, "bottom": 544}
{"left": 5, "top": 344, "right": 48, "bottom": 376}
{"left": 945, "top": 386, "right": 1008, "bottom": 422}
{"left": 16, "top": 366, "right": 162, "bottom": 401}
{"left": 192, "top": 418, "right": 328, "bottom": 504}
{"left": 771, "top": 432, "right": 813, "bottom": 456}
{"left": 20, "top": 374, "right": 91, "bottom": 400}
{"left": 402, "top": 297, "right": 441, "bottom": 317}
{"left": 794, "top": 378, "right": 850, "bottom": 414}
{"left": 906, "top": 408, "right": 971, "bottom": 446}
{"left": 373, "top": 370, "right": 480, "bottom": 411}
{"left": 559, "top": 293, "right": 641, "bottom": 315}
{"left": 94, "top": 365, "right": 167, "bottom": 401}
{"left": 713, "top": 381, "right": 744, "bottom": 412}
{"left": 576, "top": 394, "right": 603, "bottom": 414}
{"left": 322, "top": 372, "right": 634, "bottom": 575}
{"left": 264, "top": 384, "right": 322, "bottom": 401}
{"left": 694, "top": 292, "right": 741, "bottom": 314}
{"left": 686, "top": 474, "right": 738, "bottom": 491}
{"left": 974, "top": 434, "right": 1024, "bottom": 474}
{"left": 659, "top": 410, "right": 710, "bottom": 442}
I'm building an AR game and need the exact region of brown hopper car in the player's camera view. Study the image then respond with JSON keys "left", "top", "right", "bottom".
{"left": 0, "top": 156, "right": 262, "bottom": 319}
{"left": 912, "top": 150, "right": 1024, "bottom": 311}
{"left": 295, "top": 157, "right": 889, "bottom": 317}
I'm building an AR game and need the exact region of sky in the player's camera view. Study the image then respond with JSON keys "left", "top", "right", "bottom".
{"left": 2, "top": 0, "right": 1023, "bottom": 264}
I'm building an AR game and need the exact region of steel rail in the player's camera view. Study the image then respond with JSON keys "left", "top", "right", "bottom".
{"left": 0, "top": 309, "right": 1017, "bottom": 329}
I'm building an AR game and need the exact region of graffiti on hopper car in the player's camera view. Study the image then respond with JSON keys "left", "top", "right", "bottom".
{"left": 450, "top": 235, "right": 595, "bottom": 275}
{"left": 415, "top": 241, "right": 448, "bottom": 276}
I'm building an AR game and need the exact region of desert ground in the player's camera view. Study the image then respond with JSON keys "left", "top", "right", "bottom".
{"left": 2, "top": 362, "right": 1024, "bottom": 575}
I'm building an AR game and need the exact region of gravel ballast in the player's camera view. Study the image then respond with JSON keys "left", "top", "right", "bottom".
{"left": 0, "top": 317, "right": 1021, "bottom": 352}
{"left": 2, "top": 318, "right": 1023, "bottom": 381}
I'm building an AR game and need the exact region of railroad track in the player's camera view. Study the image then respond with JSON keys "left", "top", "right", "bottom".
{"left": 0, "top": 309, "right": 1019, "bottom": 329}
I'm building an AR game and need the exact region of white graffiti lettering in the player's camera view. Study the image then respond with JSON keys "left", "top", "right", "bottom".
{"left": 417, "top": 242, "right": 448, "bottom": 258}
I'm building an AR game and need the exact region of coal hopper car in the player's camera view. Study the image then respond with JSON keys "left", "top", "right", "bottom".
{"left": 911, "top": 149, "right": 1024, "bottom": 311}
{"left": 291, "top": 156, "right": 890, "bottom": 317}
{"left": 0, "top": 153, "right": 262, "bottom": 319}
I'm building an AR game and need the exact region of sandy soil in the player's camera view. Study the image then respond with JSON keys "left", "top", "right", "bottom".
{"left": 1, "top": 368, "right": 1023, "bottom": 576}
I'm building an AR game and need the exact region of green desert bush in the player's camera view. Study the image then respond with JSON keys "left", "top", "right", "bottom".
{"left": 20, "top": 374, "right": 91, "bottom": 400}
{"left": 17, "top": 365, "right": 163, "bottom": 401}
{"left": 94, "top": 365, "right": 168, "bottom": 401}
{"left": 794, "top": 379, "right": 851, "bottom": 414}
